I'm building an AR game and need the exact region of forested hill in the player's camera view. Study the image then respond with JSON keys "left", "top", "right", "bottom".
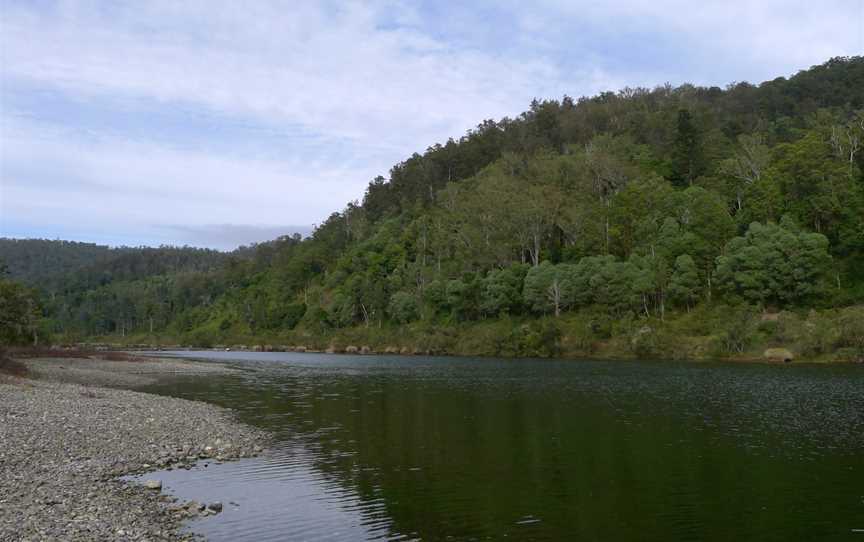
{"left": 2, "top": 57, "right": 864, "bottom": 360}
{"left": 0, "top": 239, "right": 229, "bottom": 291}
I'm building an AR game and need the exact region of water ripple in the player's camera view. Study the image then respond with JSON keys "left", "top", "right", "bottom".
{"left": 142, "top": 352, "right": 864, "bottom": 541}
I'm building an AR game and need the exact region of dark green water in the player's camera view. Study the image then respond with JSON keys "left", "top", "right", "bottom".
{"left": 140, "top": 352, "right": 864, "bottom": 541}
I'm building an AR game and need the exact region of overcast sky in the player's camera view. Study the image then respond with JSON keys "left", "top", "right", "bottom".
{"left": 1, "top": 1, "right": 862, "bottom": 250}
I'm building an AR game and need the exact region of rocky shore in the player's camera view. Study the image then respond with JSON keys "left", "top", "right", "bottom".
{"left": 0, "top": 357, "right": 268, "bottom": 541}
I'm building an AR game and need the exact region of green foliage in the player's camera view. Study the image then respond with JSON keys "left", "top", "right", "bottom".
{"left": 717, "top": 307, "right": 759, "bottom": 354}
{"left": 423, "top": 280, "right": 448, "bottom": 318}
{"left": 670, "top": 109, "right": 705, "bottom": 187}
{"left": 445, "top": 277, "right": 481, "bottom": 321}
{"left": 4, "top": 58, "right": 864, "bottom": 357}
{"left": 523, "top": 262, "right": 574, "bottom": 316}
{"left": 715, "top": 220, "right": 832, "bottom": 307}
{"left": 588, "top": 259, "right": 639, "bottom": 315}
{"left": 481, "top": 264, "right": 529, "bottom": 316}
{"left": 0, "top": 278, "right": 42, "bottom": 345}
{"left": 770, "top": 131, "right": 855, "bottom": 236}
{"left": 520, "top": 319, "right": 562, "bottom": 357}
{"left": 836, "top": 307, "right": 864, "bottom": 357}
{"left": 388, "top": 292, "right": 419, "bottom": 324}
{"left": 668, "top": 255, "right": 701, "bottom": 309}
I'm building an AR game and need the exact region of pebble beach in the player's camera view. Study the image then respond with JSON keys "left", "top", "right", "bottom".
{"left": 0, "top": 357, "right": 268, "bottom": 541}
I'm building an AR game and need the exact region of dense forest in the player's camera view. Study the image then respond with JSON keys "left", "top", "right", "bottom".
{"left": 2, "top": 57, "right": 864, "bottom": 361}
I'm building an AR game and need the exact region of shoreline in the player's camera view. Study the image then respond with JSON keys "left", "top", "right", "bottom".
{"left": 0, "top": 357, "right": 268, "bottom": 541}
{"left": 68, "top": 303, "right": 864, "bottom": 365}
{"left": 69, "top": 343, "right": 861, "bottom": 365}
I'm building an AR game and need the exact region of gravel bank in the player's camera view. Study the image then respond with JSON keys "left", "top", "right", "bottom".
{"left": 0, "top": 359, "right": 268, "bottom": 541}
{"left": 22, "top": 356, "right": 240, "bottom": 388}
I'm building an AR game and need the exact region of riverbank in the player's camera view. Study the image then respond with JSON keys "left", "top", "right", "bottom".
{"left": 82, "top": 304, "right": 864, "bottom": 364}
{"left": 0, "top": 356, "right": 268, "bottom": 541}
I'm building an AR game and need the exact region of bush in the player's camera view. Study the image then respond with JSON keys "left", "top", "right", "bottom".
{"left": 520, "top": 319, "right": 562, "bottom": 357}
{"left": 717, "top": 307, "right": 758, "bottom": 354}
{"left": 837, "top": 307, "right": 864, "bottom": 357}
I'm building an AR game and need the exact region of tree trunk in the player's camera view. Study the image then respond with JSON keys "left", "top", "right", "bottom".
{"left": 706, "top": 272, "right": 712, "bottom": 301}
{"left": 531, "top": 231, "right": 541, "bottom": 267}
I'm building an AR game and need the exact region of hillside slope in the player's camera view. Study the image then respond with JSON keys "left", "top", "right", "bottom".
{"left": 3, "top": 57, "right": 864, "bottom": 360}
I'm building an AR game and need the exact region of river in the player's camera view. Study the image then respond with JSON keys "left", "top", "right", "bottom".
{"left": 138, "top": 352, "right": 864, "bottom": 541}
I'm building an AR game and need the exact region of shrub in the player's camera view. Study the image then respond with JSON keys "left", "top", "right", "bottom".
{"left": 717, "top": 307, "right": 758, "bottom": 354}
{"left": 520, "top": 319, "right": 562, "bottom": 357}
{"left": 837, "top": 307, "right": 864, "bottom": 357}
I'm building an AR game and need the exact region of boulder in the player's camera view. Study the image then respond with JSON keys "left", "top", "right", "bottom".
{"left": 360, "top": 346, "right": 372, "bottom": 355}
{"left": 295, "top": 346, "right": 307, "bottom": 353}
{"left": 143, "top": 480, "right": 162, "bottom": 490}
{"left": 345, "top": 345, "right": 359, "bottom": 354}
{"left": 764, "top": 347, "right": 794, "bottom": 362}
{"left": 384, "top": 346, "right": 399, "bottom": 354}
{"left": 207, "top": 501, "right": 223, "bottom": 513}
{"left": 400, "top": 347, "right": 412, "bottom": 355}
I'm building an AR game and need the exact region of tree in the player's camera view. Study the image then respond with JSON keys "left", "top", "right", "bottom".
{"left": 608, "top": 175, "right": 675, "bottom": 257}
{"left": 771, "top": 131, "right": 854, "bottom": 236}
{"left": 669, "top": 186, "right": 736, "bottom": 297}
{"left": 445, "top": 277, "right": 481, "bottom": 321}
{"left": 523, "top": 262, "right": 576, "bottom": 316}
{"left": 481, "top": 264, "right": 529, "bottom": 316}
{"left": 670, "top": 109, "right": 705, "bottom": 187}
{"left": 588, "top": 259, "right": 638, "bottom": 315}
{"left": 668, "top": 255, "right": 701, "bottom": 311}
{"left": 0, "top": 278, "right": 42, "bottom": 345}
{"left": 388, "top": 291, "right": 419, "bottom": 324}
{"left": 629, "top": 252, "right": 671, "bottom": 318}
{"left": 715, "top": 219, "right": 832, "bottom": 307}
{"left": 582, "top": 135, "right": 643, "bottom": 253}
{"left": 719, "top": 133, "right": 771, "bottom": 212}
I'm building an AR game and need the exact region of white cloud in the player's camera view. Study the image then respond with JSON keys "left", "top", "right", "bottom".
{"left": 1, "top": 117, "right": 364, "bottom": 227}
{"left": 524, "top": 0, "right": 862, "bottom": 81}
{"left": 0, "top": 1, "right": 594, "bottom": 152}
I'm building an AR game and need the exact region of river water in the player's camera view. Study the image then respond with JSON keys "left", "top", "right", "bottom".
{"left": 138, "top": 352, "right": 864, "bottom": 541}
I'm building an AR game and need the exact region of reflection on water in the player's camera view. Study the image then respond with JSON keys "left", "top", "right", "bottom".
{"left": 129, "top": 446, "right": 410, "bottom": 541}
{"left": 142, "top": 352, "right": 864, "bottom": 541}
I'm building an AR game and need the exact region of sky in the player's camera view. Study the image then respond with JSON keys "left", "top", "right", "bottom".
{"left": 1, "top": 1, "right": 862, "bottom": 250}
